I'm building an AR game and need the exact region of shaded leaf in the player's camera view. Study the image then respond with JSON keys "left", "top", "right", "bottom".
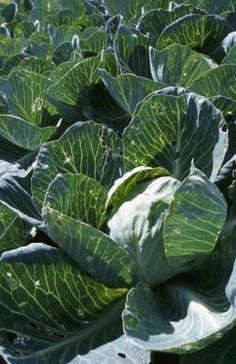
{"left": 100, "top": 70, "right": 166, "bottom": 115}
{"left": 114, "top": 25, "right": 152, "bottom": 78}
{"left": 0, "top": 115, "right": 57, "bottom": 150}
{"left": 190, "top": 64, "right": 236, "bottom": 116}
{"left": 138, "top": 5, "right": 206, "bottom": 40}
{"left": 0, "top": 70, "right": 58, "bottom": 126}
{"left": 47, "top": 52, "right": 117, "bottom": 123}
{"left": 157, "top": 14, "right": 231, "bottom": 62}
{"left": 32, "top": 121, "right": 123, "bottom": 212}
{"left": 0, "top": 243, "right": 126, "bottom": 364}
{"left": 150, "top": 45, "right": 214, "bottom": 88}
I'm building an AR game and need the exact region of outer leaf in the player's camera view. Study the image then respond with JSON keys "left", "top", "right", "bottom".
{"left": 48, "top": 25, "right": 80, "bottom": 46}
{"left": 45, "top": 9, "right": 78, "bottom": 27}
{"left": 157, "top": 14, "right": 231, "bottom": 62}
{"left": 150, "top": 45, "right": 213, "bottom": 88}
{"left": 0, "top": 70, "right": 58, "bottom": 126}
{"left": 179, "top": 327, "right": 236, "bottom": 364}
{"left": 138, "top": 6, "right": 206, "bottom": 40}
{"left": 164, "top": 169, "right": 227, "bottom": 271}
{"left": 123, "top": 265, "right": 236, "bottom": 354}
{"left": 104, "top": 0, "right": 171, "bottom": 22}
{"left": 70, "top": 335, "right": 150, "bottom": 363}
{"left": 0, "top": 115, "right": 56, "bottom": 150}
{"left": 100, "top": 70, "right": 166, "bottom": 115}
{"left": 0, "top": 54, "right": 26, "bottom": 77}
{"left": 32, "top": 121, "right": 123, "bottom": 212}
{"left": 45, "top": 173, "right": 107, "bottom": 228}
{"left": 52, "top": 41, "right": 75, "bottom": 65}
{"left": 0, "top": 204, "right": 28, "bottom": 255}
{"left": 222, "top": 44, "right": 236, "bottom": 64}
{"left": 12, "top": 57, "right": 53, "bottom": 76}
{"left": 47, "top": 52, "right": 117, "bottom": 122}
{"left": 0, "top": 156, "right": 42, "bottom": 227}
{"left": 0, "top": 204, "right": 17, "bottom": 242}
{"left": 30, "top": 0, "right": 86, "bottom": 23}
{"left": 197, "top": 0, "right": 236, "bottom": 14}
{"left": 0, "top": 215, "right": 28, "bottom": 256}
{"left": 49, "top": 60, "right": 79, "bottom": 83}
{"left": 80, "top": 30, "right": 108, "bottom": 55}
{"left": 45, "top": 210, "right": 136, "bottom": 288}
{"left": 114, "top": 25, "right": 151, "bottom": 78}
{"left": 190, "top": 65, "right": 236, "bottom": 116}
{"left": 0, "top": 243, "right": 126, "bottom": 364}
{"left": 0, "top": 38, "right": 25, "bottom": 57}
{"left": 0, "top": 136, "right": 28, "bottom": 163}
{"left": 44, "top": 173, "right": 136, "bottom": 288}
{"left": 123, "top": 93, "right": 227, "bottom": 180}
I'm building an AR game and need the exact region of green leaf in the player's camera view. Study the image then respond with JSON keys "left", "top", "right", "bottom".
{"left": 123, "top": 262, "right": 236, "bottom": 354}
{"left": 123, "top": 93, "right": 227, "bottom": 180}
{"left": 137, "top": 5, "right": 206, "bottom": 41}
{"left": 0, "top": 204, "right": 16, "bottom": 241}
{"left": 0, "top": 38, "right": 25, "bottom": 57}
{"left": 157, "top": 14, "right": 231, "bottom": 62}
{"left": 222, "top": 44, "right": 236, "bottom": 64}
{"left": 164, "top": 169, "right": 227, "bottom": 272}
{"left": 48, "top": 25, "right": 80, "bottom": 46}
{"left": 197, "top": 0, "right": 236, "bottom": 14}
{"left": 0, "top": 204, "right": 28, "bottom": 254}
{"left": 2, "top": 3, "right": 17, "bottom": 23}
{"left": 99, "top": 70, "right": 166, "bottom": 115}
{"left": 45, "top": 9, "right": 77, "bottom": 27}
{"left": 52, "top": 41, "right": 75, "bottom": 65}
{"left": 24, "top": 39, "right": 53, "bottom": 59}
{"left": 49, "top": 60, "right": 80, "bottom": 84}
{"left": 31, "top": 0, "right": 86, "bottom": 23}
{"left": 45, "top": 173, "right": 108, "bottom": 229}
{"left": 80, "top": 30, "right": 108, "bottom": 54}
{"left": 0, "top": 243, "right": 126, "bottom": 363}
{"left": 32, "top": 121, "right": 123, "bottom": 212}
{"left": 13, "top": 57, "right": 54, "bottom": 76}
{"left": 0, "top": 157, "right": 42, "bottom": 227}
{"left": 0, "top": 54, "right": 26, "bottom": 77}
{"left": 44, "top": 209, "right": 136, "bottom": 288}
{"left": 114, "top": 25, "right": 152, "bottom": 78}
{"left": 0, "top": 135, "right": 28, "bottom": 163}
{"left": 0, "top": 69, "right": 58, "bottom": 126}
{"left": 47, "top": 52, "right": 117, "bottom": 122}
{"left": 0, "top": 115, "right": 57, "bottom": 150}
{"left": 104, "top": 0, "right": 171, "bottom": 22}
{"left": 190, "top": 64, "right": 236, "bottom": 116}
{"left": 150, "top": 45, "right": 213, "bottom": 88}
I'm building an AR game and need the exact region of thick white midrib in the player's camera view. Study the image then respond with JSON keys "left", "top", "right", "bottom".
{"left": 3, "top": 297, "right": 126, "bottom": 362}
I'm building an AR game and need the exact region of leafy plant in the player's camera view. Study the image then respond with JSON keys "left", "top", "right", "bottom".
{"left": 0, "top": 0, "right": 236, "bottom": 363}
